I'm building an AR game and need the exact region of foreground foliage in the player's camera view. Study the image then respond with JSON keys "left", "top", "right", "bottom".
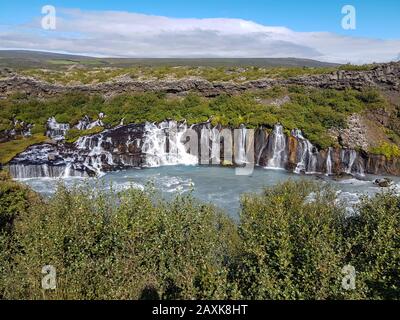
{"left": 0, "top": 177, "right": 399, "bottom": 300}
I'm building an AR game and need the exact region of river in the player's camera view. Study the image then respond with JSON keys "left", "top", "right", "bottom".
{"left": 16, "top": 165, "right": 400, "bottom": 220}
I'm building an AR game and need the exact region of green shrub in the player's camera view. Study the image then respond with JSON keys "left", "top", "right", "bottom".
{"left": 65, "top": 127, "right": 105, "bottom": 143}
{"left": 235, "top": 181, "right": 349, "bottom": 299}
{"left": 346, "top": 193, "right": 400, "bottom": 299}
{"left": 0, "top": 174, "right": 40, "bottom": 233}
{"left": 369, "top": 142, "right": 400, "bottom": 159}
{"left": 0, "top": 183, "right": 238, "bottom": 300}
{"left": 0, "top": 179, "right": 399, "bottom": 300}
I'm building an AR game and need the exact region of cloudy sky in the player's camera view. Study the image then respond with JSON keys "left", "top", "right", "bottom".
{"left": 0, "top": 0, "right": 399, "bottom": 63}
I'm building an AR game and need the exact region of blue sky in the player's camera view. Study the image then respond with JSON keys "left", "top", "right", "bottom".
{"left": 0, "top": 0, "right": 399, "bottom": 62}
{"left": 1, "top": 0, "right": 399, "bottom": 39}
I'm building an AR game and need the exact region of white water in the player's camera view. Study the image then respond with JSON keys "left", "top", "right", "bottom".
{"left": 142, "top": 121, "right": 198, "bottom": 167}
{"left": 326, "top": 148, "right": 333, "bottom": 176}
{"left": 75, "top": 115, "right": 104, "bottom": 131}
{"left": 210, "top": 127, "right": 221, "bottom": 164}
{"left": 46, "top": 117, "right": 70, "bottom": 141}
{"left": 75, "top": 132, "right": 114, "bottom": 176}
{"left": 292, "top": 129, "right": 318, "bottom": 174}
{"left": 342, "top": 149, "right": 357, "bottom": 174}
{"left": 235, "top": 127, "right": 248, "bottom": 165}
{"left": 6, "top": 121, "right": 373, "bottom": 181}
{"left": 267, "top": 124, "right": 287, "bottom": 169}
{"left": 16, "top": 165, "right": 400, "bottom": 219}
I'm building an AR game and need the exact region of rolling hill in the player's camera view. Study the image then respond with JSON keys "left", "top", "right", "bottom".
{"left": 0, "top": 50, "right": 340, "bottom": 69}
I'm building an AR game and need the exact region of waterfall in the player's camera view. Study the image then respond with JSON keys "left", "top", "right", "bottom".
{"left": 341, "top": 149, "right": 366, "bottom": 176}
{"left": 292, "top": 129, "right": 318, "bottom": 174}
{"left": 8, "top": 143, "right": 89, "bottom": 179}
{"left": 210, "top": 128, "right": 221, "bottom": 164}
{"left": 142, "top": 121, "right": 198, "bottom": 167}
{"left": 235, "top": 127, "right": 248, "bottom": 165}
{"left": 75, "top": 132, "right": 114, "bottom": 176}
{"left": 326, "top": 148, "right": 333, "bottom": 176}
{"left": 9, "top": 120, "right": 374, "bottom": 179}
{"left": 10, "top": 164, "right": 60, "bottom": 179}
{"left": 9, "top": 163, "right": 87, "bottom": 179}
{"left": 75, "top": 115, "right": 104, "bottom": 130}
{"left": 341, "top": 149, "right": 357, "bottom": 174}
{"left": 267, "top": 124, "right": 287, "bottom": 169}
{"left": 63, "top": 163, "right": 72, "bottom": 178}
{"left": 46, "top": 117, "right": 70, "bottom": 141}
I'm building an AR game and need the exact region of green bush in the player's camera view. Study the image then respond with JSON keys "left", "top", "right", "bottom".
{"left": 0, "top": 179, "right": 399, "bottom": 300}
{"left": 370, "top": 142, "right": 400, "bottom": 159}
{"left": 235, "top": 181, "right": 349, "bottom": 299}
{"left": 346, "top": 193, "right": 400, "bottom": 299}
{"left": 0, "top": 173, "right": 40, "bottom": 233}
{"left": 0, "top": 183, "right": 238, "bottom": 300}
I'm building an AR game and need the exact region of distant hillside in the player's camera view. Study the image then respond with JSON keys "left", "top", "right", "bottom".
{"left": 0, "top": 50, "right": 340, "bottom": 69}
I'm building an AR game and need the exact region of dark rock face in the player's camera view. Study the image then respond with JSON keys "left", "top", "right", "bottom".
{"left": 366, "top": 154, "right": 400, "bottom": 176}
{"left": 8, "top": 122, "right": 400, "bottom": 179}
{"left": 1, "top": 62, "right": 399, "bottom": 98}
{"left": 9, "top": 124, "right": 146, "bottom": 178}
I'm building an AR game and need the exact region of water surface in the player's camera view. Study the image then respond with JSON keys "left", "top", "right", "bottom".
{"left": 17, "top": 166, "right": 400, "bottom": 219}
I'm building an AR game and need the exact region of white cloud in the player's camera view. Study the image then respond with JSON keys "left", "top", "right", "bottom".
{"left": 0, "top": 8, "right": 399, "bottom": 63}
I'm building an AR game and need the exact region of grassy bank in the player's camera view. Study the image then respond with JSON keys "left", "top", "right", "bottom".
{"left": 0, "top": 176, "right": 399, "bottom": 300}
{"left": 0, "top": 134, "right": 48, "bottom": 164}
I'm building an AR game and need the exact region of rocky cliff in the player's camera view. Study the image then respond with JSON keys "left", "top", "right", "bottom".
{"left": 8, "top": 121, "right": 400, "bottom": 179}
{"left": 1, "top": 62, "right": 399, "bottom": 98}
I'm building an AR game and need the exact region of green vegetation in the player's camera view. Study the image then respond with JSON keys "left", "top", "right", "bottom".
{"left": 338, "top": 64, "right": 375, "bottom": 72}
{"left": 0, "top": 87, "right": 389, "bottom": 150}
{"left": 0, "top": 134, "right": 47, "bottom": 164}
{"left": 0, "top": 171, "right": 40, "bottom": 233}
{"left": 370, "top": 142, "right": 400, "bottom": 160}
{"left": 21, "top": 65, "right": 337, "bottom": 85}
{"left": 65, "top": 126, "right": 104, "bottom": 143}
{"left": 0, "top": 178, "right": 398, "bottom": 300}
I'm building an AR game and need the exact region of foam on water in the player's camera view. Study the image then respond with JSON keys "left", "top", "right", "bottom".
{"left": 17, "top": 166, "right": 400, "bottom": 219}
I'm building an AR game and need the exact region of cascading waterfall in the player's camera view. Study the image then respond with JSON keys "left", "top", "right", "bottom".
{"left": 341, "top": 149, "right": 357, "bottom": 174}
{"left": 8, "top": 144, "right": 87, "bottom": 179}
{"left": 8, "top": 119, "right": 376, "bottom": 179}
{"left": 326, "top": 147, "right": 333, "bottom": 176}
{"left": 75, "top": 116, "right": 104, "bottom": 131}
{"left": 235, "top": 127, "right": 248, "bottom": 165}
{"left": 292, "top": 129, "right": 318, "bottom": 174}
{"left": 75, "top": 132, "right": 114, "bottom": 176}
{"left": 210, "top": 127, "right": 221, "bottom": 164}
{"left": 142, "top": 121, "right": 198, "bottom": 167}
{"left": 46, "top": 117, "right": 70, "bottom": 141}
{"left": 267, "top": 124, "right": 287, "bottom": 169}
{"left": 341, "top": 149, "right": 365, "bottom": 176}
